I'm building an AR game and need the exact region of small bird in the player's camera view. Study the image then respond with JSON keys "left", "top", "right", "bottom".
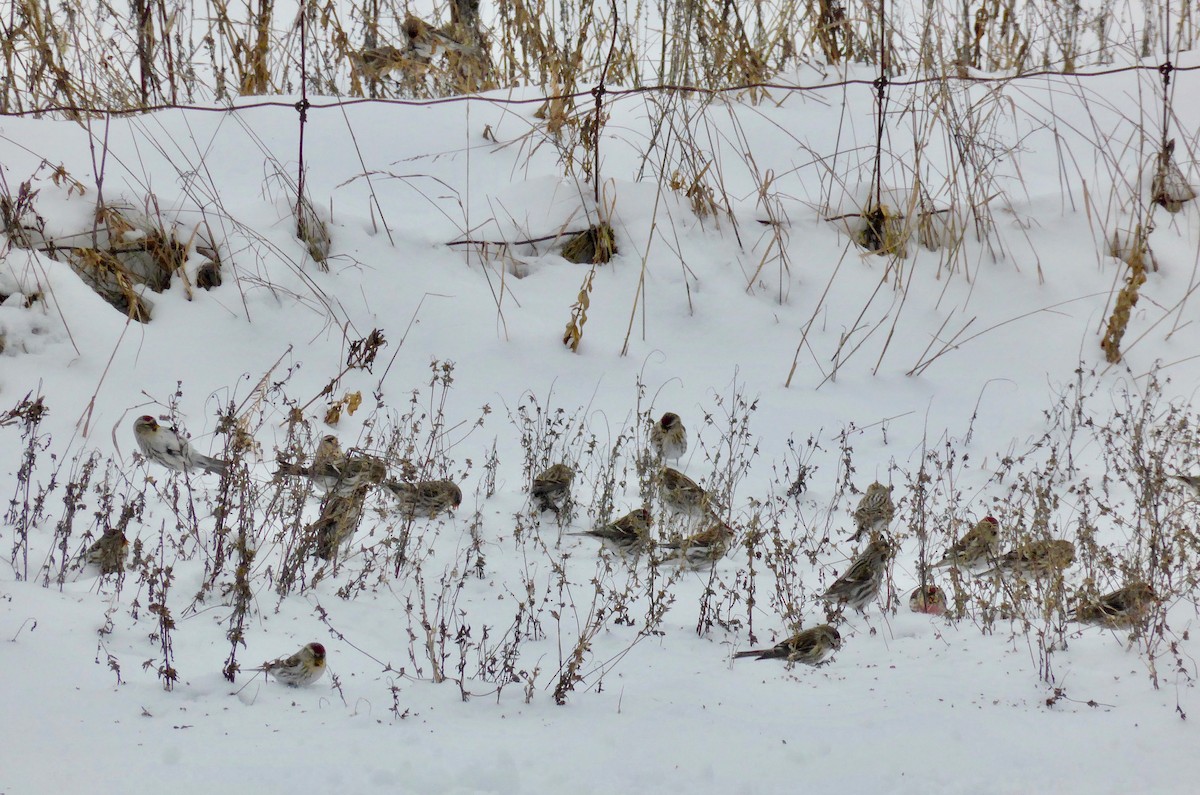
{"left": 734, "top": 625, "right": 842, "bottom": 665}
{"left": 402, "top": 15, "right": 483, "bottom": 62}
{"left": 257, "top": 642, "right": 327, "bottom": 687}
{"left": 978, "top": 539, "right": 1075, "bottom": 577}
{"left": 932, "top": 516, "right": 1000, "bottom": 569}
{"left": 1171, "top": 474, "right": 1200, "bottom": 497}
{"left": 1069, "top": 581, "right": 1157, "bottom": 629}
{"left": 531, "top": 463, "right": 575, "bottom": 515}
{"left": 83, "top": 528, "right": 129, "bottom": 574}
{"left": 650, "top": 412, "right": 688, "bottom": 462}
{"left": 133, "top": 415, "right": 228, "bottom": 475}
{"left": 308, "top": 490, "right": 369, "bottom": 561}
{"left": 821, "top": 539, "right": 892, "bottom": 612}
{"left": 276, "top": 435, "right": 388, "bottom": 497}
{"left": 351, "top": 45, "right": 406, "bottom": 80}
{"left": 850, "top": 481, "right": 894, "bottom": 542}
{"left": 658, "top": 520, "right": 735, "bottom": 567}
{"left": 908, "top": 583, "right": 947, "bottom": 616}
{"left": 567, "top": 508, "right": 654, "bottom": 555}
{"left": 385, "top": 479, "right": 463, "bottom": 518}
{"left": 658, "top": 467, "right": 715, "bottom": 517}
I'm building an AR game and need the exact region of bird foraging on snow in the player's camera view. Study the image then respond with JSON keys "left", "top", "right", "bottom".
{"left": 531, "top": 463, "right": 575, "bottom": 515}
{"left": 384, "top": 479, "right": 463, "bottom": 518}
{"left": 908, "top": 583, "right": 947, "bottom": 616}
{"left": 650, "top": 412, "right": 688, "bottom": 463}
{"left": 83, "top": 528, "right": 129, "bottom": 575}
{"left": 275, "top": 435, "right": 388, "bottom": 497}
{"left": 850, "top": 481, "right": 894, "bottom": 542}
{"left": 133, "top": 415, "right": 228, "bottom": 475}
{"left": 567, "top": 508, "right": 653, "bottom": 556}
{"left": 931, "top": 516, "right": 1000, "bottom": 570}
{"left": 255, "top": 642, "right": 327, "bottom": 687}
{"left": 657, "top": 520, "right": 735, "bottom": 568}
{"left": 657, "top": 467, "right": 715, "bottom": 517}
{"left": 734, "top": 625, "right": 842, "bottom": 665}
{"left": 977, "top": 539, "right": 1075, "bottom": 578}
{"left": 1068, "top": 581, "right": 1157, "bottom": 629}
{"left": 821, "top": 539, "right": 892, "bottom": 612}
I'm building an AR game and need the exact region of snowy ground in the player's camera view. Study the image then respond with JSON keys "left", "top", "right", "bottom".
{"left": 3, "top": 56, "right": 1200, "bottom": 793}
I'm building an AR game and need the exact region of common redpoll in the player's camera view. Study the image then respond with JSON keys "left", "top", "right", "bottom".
{"left": 821, "top": 539, "right": 892, "bottom": 612}
{"left": 734, "top": 624, "right": 842, "bottom": 665}
{"left": 257, "top": 642, "right": 327, "bottom": 687}
{"left": 1171, "top": 474, "right": 1200, "bottom": 497}
{"left": 384, "top": 479, "right": 463, "bottom": 518}
{"left": 931, "top": 516, "right": 1000, "bottom": 570}
{"left": 977, "top": 539, "right": 1075, "bottom": 578}
{"left": 1068, "top": 581, "right": 1157, "bottom": 629}
{"left": 850, "top": 481, "right": 894, "bottom": 542}
{"left": 531, "top": 463, "right": 575, "bottom": 515}
{"left": 658, "top": 467, "right": 715, "bottom": 517}
{"left": 133, "top": 415, "right": 228, "bottom": 475}
{"left": 308, "top": 490, "right": 368, "bottom": 561}
{"left": 568, "top": 508, "right": 653, "bottom": 555}
{"left": 276, "top": 435, "right": 388, "bottom": 497}
{"left": 402, "top": 15, "right": 482, "bottom": 62}
{"left": 650, "top": 412, "right": 688, "bottom": 463}
{"left": 658, "top": 520, "right": 736, "bottom": 567}
{"left": 908, "top": 583, "right": 947, "bottom": 616}
{"left": 83, "top": 528, "right": 129, "bottom": 574}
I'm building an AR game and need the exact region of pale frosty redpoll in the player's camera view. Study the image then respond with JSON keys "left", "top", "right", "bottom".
{"left": 308, "top": 490, "right": 368, "bottom": 561}
{"left": 850, "top": 481, "right": 895, "bottom": 542}
{"left": 257, "top": 642, "right": 327, "bottom": 686}
{"left": 385, "top": 479, "right": 462, "bottom": 518}
{"left": 658, "top": 467, "right": 715, "bottom": 517}
{"left": 1171, "top": 474, "right": 1200, "bottom": 497}
{"left": 977, "top": 539, "right": 1075, "bottom": 578}
{"left": 276, "top": 435, "right": 388, "bottom": 497}
{"left": 821, "top": 539, "right": 892, "bottom": 612}
{"left": 734, "top": 624, "right": 842, "bottom": 665}
{"left": 568, "top": 508, "right": 653, "bottom": 555}
{"left": 932, "top": 516, "right": 1000, "bottom": 570}
{"left": 650, "top": 412, "right": 688, "bottom": 463}
{"left": 133, "top": 415, "right": 228, "bottom": 475}
{"left": 908, "top": 583, "right": 947, "bottom": 616}
{"left": 402, "top": 15, "right": 483, "bottom": 62}
{"left": 531, "top": 463, "right": 575, "bottom": 515}
{"left": 657, "top": 520, "right": 735, "bottom": 567}
{"left": 83, "top": 528, "right": 129, "bottom": 574}
{"left": 1068, "top": 581, "right": 1157, "bottom": 629}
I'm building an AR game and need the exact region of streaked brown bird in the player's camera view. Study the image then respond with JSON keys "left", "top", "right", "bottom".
{"left": 650, "top": 412, "right": 688, "bottom": 463}
{"left": 734, "top": 624, "right": 842, "bottom": 665}
{"left": 821, "top": 539, "right": 892, "bottom": 612}
{"left": 83, "top": 528, "right": 129, "bottom": 574}
{"left": 133, "top": 415, "right": 228, "bottom": 475}
{"left": 658, "top": 467, "right": 715, "bottom": 517}
{"left": 850, "top": 481, "right": 894, "bottom": 542}
{"left": 531, "top": 463, "right": 575, "bottom": 515}
{"left": 276, "top": 435, "right": 388, "bottom": 497}
{"left": 402, "top": 15, "right": 483, "bottom": 62}
{"left": 308, "top": 490, "right": 369, "bottom": 562}
{"left": 567, "top": 508, "right": 653, "bottom": 555}
{"left": 657, "top": 520, "right": 735, "bottom": 567}
{"left": 385, "top": 479, "right": 463, "bottom": 518}
{"left": 932, "top": 516, "right": 1000, "bottom": 570}
{"left": 1069, "top": 581, "right": 1157, "bottom": 629}
{"left": 977, "top": 539, "right": 1075, "bottom": 578}
{"left": 256, "top": 642, "right": 327, "bottom": 687}
{"left": 351, "top": 45, "right": 406, "bottom": 80}
{"left": 908, "top": 583, "right": 947, "bottom": 616}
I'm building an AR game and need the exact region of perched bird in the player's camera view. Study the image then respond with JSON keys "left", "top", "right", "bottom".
{"left": 658, "top": 520, "right": 736, "bottom": 567}
{"left": 1069, "top": 581, "right": 1157, "bottom": 629}
{"left": 932, "top": 516, "right": 1000, "bottom": 570}
{"left": 567, "top": 508, "right": 653, "bottom": 555}
{"left": 531, "top": 463, "right": 575, "bottom": 515}
{"left": 276, "top": 435, "right": 388, "bottom": 497}
{"left": 257, "top": 642, "right": 327, "bottom": 687}
{"left": 734, "top": 624, "right": 842, "bottom": 665}
{"left": 308, "top": 490, "right": 369, "bottom": 561}
{"left": 351, "top": 45, "right": 406, "bottom": 80}
{"left": 1171, "top": 474, "right": 1200, "bottom": 497}
{"left": 978, "top": 539, "right": 1075, "bottom": 578}
{"left": 650, "top": 412, "right": 688, "bottom": 463}
{"left": 83, "top": 528, "right": 129, "bottom": 575}
{"left": 133, "top": 415, "right": 228, "bottom": 475}
{"left": 908, "top": 583, "right": 947, "bottom": 616}
{"left": 821, "top": 539, "right": 892, "bottom": 612}
{"left": 402, "top": 15, "right": 483, "bottom": 62}
{"left": 658, "top": 467, "right": 715, "bottom": 517}
{"left": 851, "top": 481, "right": 895, "bottom": 542}
{"left": 385, "top": 479, "right": 463, "bottom": 518}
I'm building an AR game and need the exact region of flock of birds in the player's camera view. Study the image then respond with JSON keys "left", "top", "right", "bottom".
{"left": 74, "top": 411, "right": 1194, "bottom": 683}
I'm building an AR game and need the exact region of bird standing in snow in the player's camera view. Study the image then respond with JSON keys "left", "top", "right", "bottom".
{"left": 932, "top": 516, "right": 1000, "bottom": 570}
{"left": 1069, "top": 581, "right": 1157, "bottom": 629}
{"left": 83, "top": 528, "right": 129, "bottom": 574}
{"left": 850, "top": 481, "right": 894, "bottom": 542}
{"left": 908, "top": 583, "right": 947, "bottom": 616}
{"left": 385, "top": 479, "right": 463, "bottom": 518}
{"left": 658, "top": 467, "right": 715, "bottom": 517}
{"left": 276, "top": 435, "right": 388, "bottom": 497}
{"left": 822, "top": 539, "right": 892, "bottom": 612}
{"left": 657, "top": 520, "right": 736, "bottom": 568}
{"left": 567, "top": 508, "right": 654, "bottom": 555}
{"left": 977, "top": 539, "right": 1075, "bottom": 578}
{"left": 256, "top": 642, "right": 327, "bottom": 686}
{"left": 734, "top": 625, "right": 842, "bottom": 665}
{"left": 133, "top": 415, "right": 228, "bottom": 475}
{"left": 531, "top": 463, "right": 575, "bottom": 515}
{"left": 650, "top": 412, "right": 688, "bottom": 463}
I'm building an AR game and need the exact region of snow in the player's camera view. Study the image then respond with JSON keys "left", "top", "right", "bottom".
{"left": 3, "top": 54, "right": 1200, "bottom": 793}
